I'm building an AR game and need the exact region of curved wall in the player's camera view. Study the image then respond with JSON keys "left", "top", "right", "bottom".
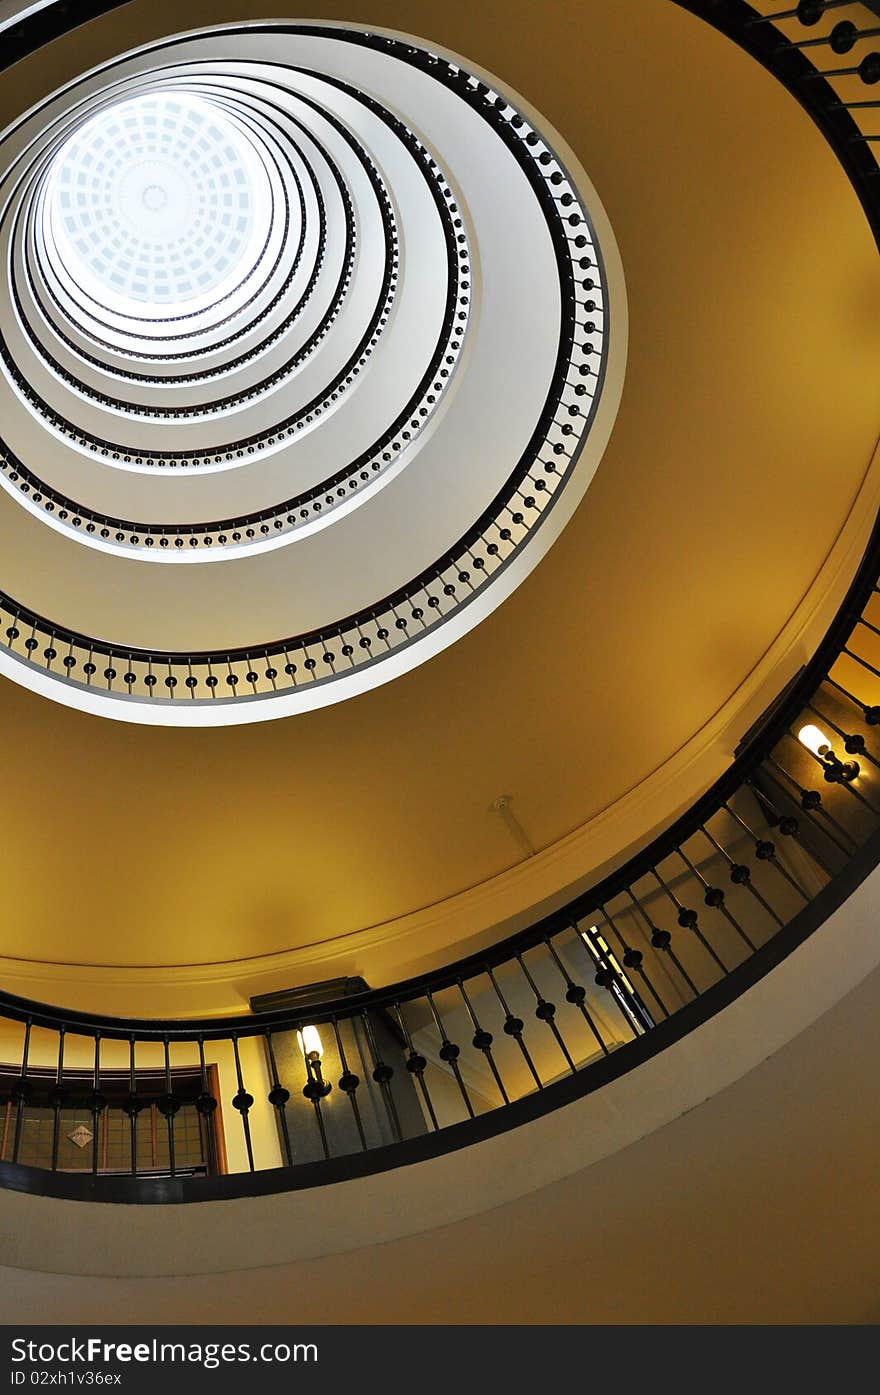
{"left": 0, "top": 0, "right": 876, "bottom": 1014}
{"left": 2, "top": 844, "right": 880, "bottom": 1282}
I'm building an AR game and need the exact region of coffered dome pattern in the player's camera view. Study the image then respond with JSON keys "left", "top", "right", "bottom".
{"left": 45, "top": 91, "right": 267, "bottom": 311}
{"left": 0, "top": 22, "right": 626, "bottom": 724}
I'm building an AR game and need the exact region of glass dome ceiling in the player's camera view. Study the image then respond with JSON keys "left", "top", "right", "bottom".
{"left": 0, "top": 24, "right": 625, "bottom": 726}
{"left": 44, "top": 91, "right": 270, "bottom": 316}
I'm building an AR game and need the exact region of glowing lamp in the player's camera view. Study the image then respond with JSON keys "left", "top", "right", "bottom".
{"left": 798, "top": 723, "right": 859, "bottom": 783}
{"left": 296, "top": 1025, "right": 323, "bottom": 1061}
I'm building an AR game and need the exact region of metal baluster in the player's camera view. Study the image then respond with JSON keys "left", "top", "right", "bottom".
{"left": 231, "top": 1035, "right": 255, "bottom": 1172}
{"left": 297, "top": 1028, "right": 331, "bottom": 1160}
{"left": 541, "top": 938, "right": 609, "bottom": 1058}
{"left": 394, "top": 1003, "right": 440, "bottom": 1130}
{"left": 747, "top": 779, "right": 832, "bottom": 876}
{"left": 360, "top": 1011, "right": 402, "bottom": 1143}
{"left": 265, "top": 1031, "right": 293, "bottom": 1167}
{"left": 766, "top": 755, "right": 857, "bottom": 854}
{"left": 842, "top": 639, "right": 880, "bottom": 681}
{"left": 800, "top": 52, "right": 880, "bottom": 83}
{"left": 753, "top": 781, "right": 836, "bottom": 876}
{"left": 676, "top": 847, "right": 760, "bottom": 953}
{"left": 90, "top": 1035, "right": 103, "bottom": 1176}
{"left": 485, "top": 966, "right": 543, "bottom": 1090}
{"left": 196, "top": 1038, "right": 218, "bottom": 1175}
{"left": 624, "top": 887, "right": 700, "bottom": 998}
{"left": 50, "top": 1028, "right": 65, "bottom": 1172}
{"left": 425, "top": 991, "right": 475, "bottom": 1118}
{"left": 784, "top": 21, "right": 880, "bottom": 52}
{"left": 160, "top": 1038, "right": 179, "bottom": 1177}
{"left": 331, "top": 1017, "right": 368, "bottom": 1151}
{"left": 572, "top": 922, "right": 642, "bottom": 1038}
{"left": 125, "top": 1038, "right": 141, "bottom": 1175}
{"left": 649, "top": 866, "right": 729, "bottom": 973}
{"left": 11, "top": 1018, "right": 31, "bottom": 1164}
{"left": 515, "top": 953, "right": 577, "bottom": 1074}
{"left": 722, "top": 801, "right": 811, "bottom": 900}
{"left": 745, "top": 0, "right": 856, "bottom": 25}
{"left": 597, "top": 903, "right": 670, "bottom": 1019}
{"left": 824, "top": 675, "right": 880, "bottom": 728}
{"left": 457, "top": 979, "right": 510, "bottom": 1104}
{"left": 699, "top": 825, "right": 784, "bottom": 933}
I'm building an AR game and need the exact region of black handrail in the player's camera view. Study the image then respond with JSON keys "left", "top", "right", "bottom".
{"left": 0, "top": 0, "right": 877, "bottom": 1200}
{"left": 0, "top": 23, "right": 602, "bottom": 704}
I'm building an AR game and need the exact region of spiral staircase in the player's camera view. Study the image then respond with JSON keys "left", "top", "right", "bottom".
{"left": 0, "top": 0, "right": 877, "bottom": 1324}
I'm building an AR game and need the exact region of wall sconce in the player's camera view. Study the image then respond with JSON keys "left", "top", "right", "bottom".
{"left": 297, "top": 1024, "right": 331, "bottom": 1100}
{"left": 797, "top": 724, "right": 859, "bottom": 783}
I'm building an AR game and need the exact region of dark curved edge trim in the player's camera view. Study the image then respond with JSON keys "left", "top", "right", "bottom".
{"left": 0, "top": 0, "right": 876, "bottom": 1202}
{"left": 0, "top": 0, "right": 872, "bottom": 1040}
{"left": 23, "top": 86, "right": 299, "bottom": 348}
{"left": 2, "top": 480, "right": 879, "bottom": 1044}
{"left": 3, "top": 821, "right": 878, "bottom": 1205}
{"left": 30, "top": 94, "right": 284, "bottom": 333}
{"left": 0, "top": 1, "right": 134, "bottom": 69}
{"left": 0, "top": 53, "right": 467, "bottom": 535}
{"left": 3, "top": 68, "right": 395, "bottom": 454}
{"left": 0, "top": 26, "right": 598, "bottom": 673}
{"left": 672, "top": 0, "right": 880, "bottom": 252}
{"left": 22, "top": 86, "right": 319, "bottom": 364}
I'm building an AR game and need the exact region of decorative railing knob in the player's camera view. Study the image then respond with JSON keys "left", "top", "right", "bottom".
{"left": 859, "top": 53, "right": 880, "bottom": 85}
{"left": 303, "top": 1080, "right": 329, "bottom": 1103}
{"left": 796, "top": 0, "right": 824, "bottom": 27}
{"left": 122, "top": 1092, "right": 143, "bottom": 1118}
{"left": 830, "top": 21, "right": 856, "bottom": 56}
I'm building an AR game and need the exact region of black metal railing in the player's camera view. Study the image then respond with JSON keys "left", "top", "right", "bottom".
{"left": 3, "top": 511, "right": 880, "bottom": 1199}
{"left": 0, "top": 21, "right": 602, "bottom": 702}
{"left": 0, "top": 0, "right": 877, "bottom": 1201}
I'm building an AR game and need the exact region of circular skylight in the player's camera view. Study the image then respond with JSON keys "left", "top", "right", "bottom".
{"left": 0, "top": 24, "right": 626, "bottom": 727}
{"left": 45, "top": 91, "right": 270, "bottom": 315}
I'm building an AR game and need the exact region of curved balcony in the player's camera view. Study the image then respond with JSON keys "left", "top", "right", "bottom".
{"left": 0, "top": 0, "right": 878, "bottom": 1218}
